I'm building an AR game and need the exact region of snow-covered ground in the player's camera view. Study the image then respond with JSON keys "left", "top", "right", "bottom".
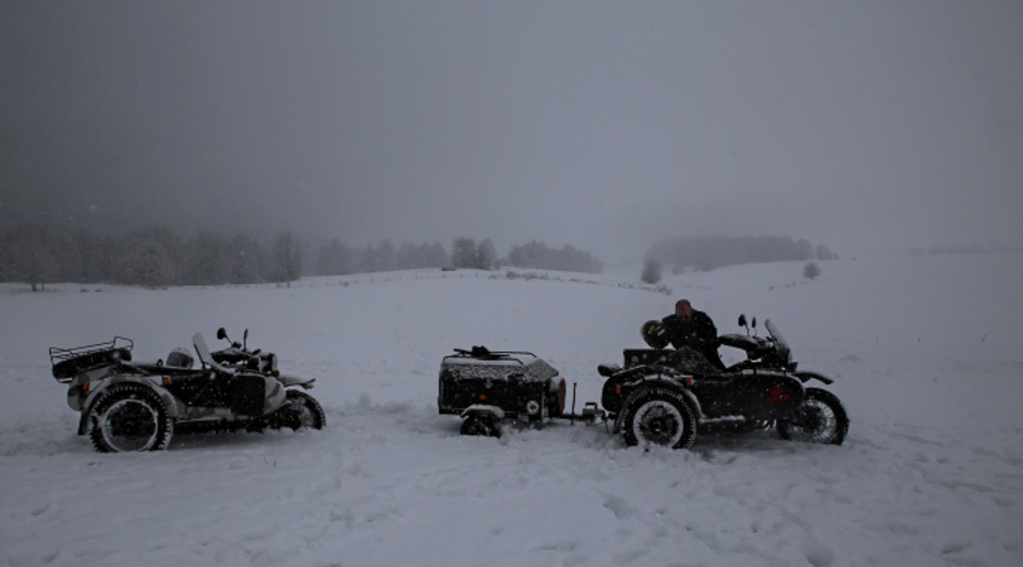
{"left": 2, "top": 253, "right": 1021, "bottom": 567}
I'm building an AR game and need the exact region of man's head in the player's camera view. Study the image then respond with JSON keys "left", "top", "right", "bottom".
{"left": 675, "top": 299, "right": 694, "bottom": 319}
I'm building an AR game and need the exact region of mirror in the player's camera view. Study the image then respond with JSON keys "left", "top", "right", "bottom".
{"left": 738, "top": 314, "right": 747, "bottom": 327}
{"left": 216, "top": 327, "right": 228, "bottom": 341}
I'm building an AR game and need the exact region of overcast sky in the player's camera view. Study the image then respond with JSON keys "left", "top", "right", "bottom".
{"left": 2, "top": 1, "right": 1021, "bottom": 261}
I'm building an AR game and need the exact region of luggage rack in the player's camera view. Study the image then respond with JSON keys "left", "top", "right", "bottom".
{"left": 444, "top": 345, "right": 540, "bottom": 363}
{"left": 49, "top": 337, "right": 133, "bottom": 383}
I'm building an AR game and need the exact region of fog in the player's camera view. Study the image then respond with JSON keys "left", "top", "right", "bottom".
{"left": 2, "top": 1, "right": 1021, "bottom": 261}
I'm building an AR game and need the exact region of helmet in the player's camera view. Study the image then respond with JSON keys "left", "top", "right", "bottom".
{"left": 642, "top": 319, "right": 670, "bottom": 350}
{"left": 165, "top": 347, "right": 194, "bottom": 369}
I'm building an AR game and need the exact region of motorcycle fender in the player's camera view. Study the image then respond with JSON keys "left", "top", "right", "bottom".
{"left": 264, "top": 377, "right": 286, "bottom": 414}
{"left": 793, "top": 371, "right": 834, "bottom": 385}
{"left": 680, "top": 388, "right": 703, "bottom": 420}
{"left": 277, "top": 373, "right": 316, "bottom": 389}
{"left": 76, "top": 376, "right": 183, "bottom": 435}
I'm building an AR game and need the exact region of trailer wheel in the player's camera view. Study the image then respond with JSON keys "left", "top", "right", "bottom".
{"left": 619, "top": 385, "right": 697, "bottom": 450}
{"left": 460, "top": 413, "right": 502, "bottom": 438}
{"left": 89, "top": 383, "right": 174, "bottom": 453}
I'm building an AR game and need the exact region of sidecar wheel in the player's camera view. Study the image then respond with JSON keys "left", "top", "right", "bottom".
{"left": 619, "top": 386, "right": 697, "bottom": 450}
{"left": 89, "top": 384, "right": 174, "bottom": 453}
{"left": 460, "top": 413, "right": 502, "bottom": 438}
{"left": 268, "top": 390, "right": 326, "bottom": 431}
{"left": 777, "top": 388, "right": 848, "bottom": 445}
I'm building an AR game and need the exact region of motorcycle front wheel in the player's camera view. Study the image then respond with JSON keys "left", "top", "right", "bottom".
{"left": 270, "top": 389, "right": 327, "bottom": 431}
{"left": 777, "top": 387, "right": 848, "bottom": 445}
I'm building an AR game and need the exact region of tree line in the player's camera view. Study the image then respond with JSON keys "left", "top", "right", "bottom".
{"left": 0, "top": 225, "right": 603, "bottom": 290}
{"left": 0, "top": 225, "right": 304, "bottom": 290}
{"left": 311, "top": 237, "right": 602, "bottom": 275}
{"left": 506, "top": 240, "right": 602, "bottom": 273}
{"left": 645, "top": 235, "right": 836, "bottom": 274}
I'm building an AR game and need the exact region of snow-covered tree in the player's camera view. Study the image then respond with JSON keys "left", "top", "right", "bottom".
{"left": 228, "top": 233, "right": 266, "bottom": 284}
{"left": 505, "top": 240, "right": 602, "bottom": 274}
{"left": 451, "top": 237, "right": 477, "bottom": 269}
{"left": 476, "top": 238, "right": 497, "bottom": 270}
{"left": 641, "top": 258, "right": 663, "bottom": 284}
{"left": 316, "top": 238, "right": 354, "bottom": 276}
{"left": 451, "top": 237, "right": 495, "bottom": 270}
{"left": 0, "top": 225, "right": 62, "bottom": 290}
{"left": 72, "top": 228, "right": 112, "bottom": 284}
{"left": 360, "top": 240, "right": 398, "bottom": 273}
{"left": 271, "top": 232, "right": 303, "bottom": 286}
{"left": 115, "top": 234, "right": 175, "bottom": 288}
{"left": 185, "top": 231, "right": 229, "bottom": 285}
{"left": 803, "top": 261, "right": 822, "bottom": 281}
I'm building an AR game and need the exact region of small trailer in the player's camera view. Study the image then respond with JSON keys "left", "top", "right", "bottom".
{"left": 437, "top": 346, "right": 602, "bottom": 437}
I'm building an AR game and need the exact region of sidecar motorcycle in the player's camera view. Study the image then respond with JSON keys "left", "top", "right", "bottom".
{"left": 440, "top": 315, "right": 849, "bottom": 451}
{"left": 49, "top": 330, "right": 325, "bottom": 453}
{"left": 600, "top": 314, "right": 849, "bottom": 449}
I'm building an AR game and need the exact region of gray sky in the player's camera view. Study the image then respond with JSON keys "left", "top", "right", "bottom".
{"left": 2, "top": 1, "right": 1021, "bottom": 261}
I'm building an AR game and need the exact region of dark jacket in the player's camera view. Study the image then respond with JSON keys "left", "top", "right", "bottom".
{"left": 661, "top": 310, "right": 725, "bottom": 371}
{"left": 661, "top": 310, "right": 718, "bottom": 352}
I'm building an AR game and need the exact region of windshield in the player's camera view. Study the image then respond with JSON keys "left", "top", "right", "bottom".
{"left": 764, "top": 319, "right": 791, "bottom": 354}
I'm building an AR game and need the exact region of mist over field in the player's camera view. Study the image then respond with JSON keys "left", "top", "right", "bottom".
{"left": 2, "top": 2, "right": 1021, "bottom": 262}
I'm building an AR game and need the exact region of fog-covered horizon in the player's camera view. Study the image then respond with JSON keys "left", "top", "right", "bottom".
{"left": 3, "top": 1, "right": 1021, "bottom": 262}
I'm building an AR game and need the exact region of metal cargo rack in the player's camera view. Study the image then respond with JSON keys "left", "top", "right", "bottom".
{"left": 49, "top": 337, "right": 134, "bottom": 383}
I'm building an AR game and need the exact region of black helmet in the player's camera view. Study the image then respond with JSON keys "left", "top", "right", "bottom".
{"left": 641, "top": 319, "right": 670, "bottom": 349}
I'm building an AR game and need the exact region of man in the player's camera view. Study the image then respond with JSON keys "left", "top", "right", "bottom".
{"left": 660, "top": 299, "right": 724, "bottom": 370}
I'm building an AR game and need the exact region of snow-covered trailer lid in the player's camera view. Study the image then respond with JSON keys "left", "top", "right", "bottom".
{"left": 441, "top": 346, "right": 559, "bottom": 383}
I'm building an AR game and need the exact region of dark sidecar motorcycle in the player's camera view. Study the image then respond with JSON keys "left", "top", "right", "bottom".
{"left": 599, "top": 314, "right": 849, "bottom": 449}
{"left": 50, "top": 329, "right": 325, "bottom": 453}
{"left": 439, "top": 315, "right": 848, "bottom": 451}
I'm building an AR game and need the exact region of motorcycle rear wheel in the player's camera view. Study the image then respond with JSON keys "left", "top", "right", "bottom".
{"left": 777, "top": 387, "right": 848, "bottom": 445}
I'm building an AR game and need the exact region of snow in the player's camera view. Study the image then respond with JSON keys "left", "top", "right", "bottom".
{"left": 2, "top": 254, "right": 1022, "bottom": 567}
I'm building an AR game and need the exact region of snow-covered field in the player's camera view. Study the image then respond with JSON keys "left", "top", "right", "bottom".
{"left": 2, "top": 253, "right": 1021, "bottom": 567}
